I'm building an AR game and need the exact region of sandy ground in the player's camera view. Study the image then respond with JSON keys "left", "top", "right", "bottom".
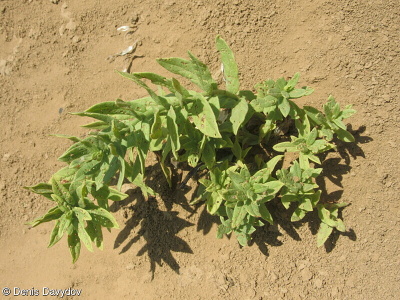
{"left": 0, "top": 0, "right": 399, "bottom": 299}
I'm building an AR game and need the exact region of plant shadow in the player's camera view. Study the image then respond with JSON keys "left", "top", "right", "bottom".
{"left": 336, "top": 125, "right": 372, "bottom": 164}
{"left": 249, "top": 125, "right": 369, "bottom": 254}
{"left": 112, "top": 125, "right": 369, "bottom": 266}
{"left": 111, "top": 183, "right": 194, "bottom": 278}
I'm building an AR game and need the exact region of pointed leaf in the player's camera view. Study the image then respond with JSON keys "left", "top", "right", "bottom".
{"left": 51, "top": 177, "right": 75, "bottom": 205}
{"left": 278, "top": 97, "right": 291, "bottom": 117}
{"left": 68, "top": 232, "right": 81, "bottom": 263}
{"left": 57, "top": 211, "right": 73, "bottom": 239}
{"left": 291, "top": 208, "right": 307, "bottom": 222}
{"left": 217, "top": 223, "right": 232, "bottom": 239}
{"left": 188, "top": 51, "right": 218, "bottom": 94}
{"left": 48, "top": 220, "right": 62, "bottom": 248}
{"left": 207, "top": 192, "right": 224, "bottom": 215}
{"left": 86, "top": 221, "right": 104, "bottom": 250}
{"left": 108, "top": 187, "right": 128, "bottom": 201}
{"left": 157, "top": 56, "right": 217, "bottom": 94}
{"left": 88, "top": 207, "right": 119, "bottom": 229}
{"left": 117, "top": 71, "right": 166, "bottom": 107}
{"left": 216, "top": 35, "right": 240, "bottom": 94}
{"left": 230, "top": 97, "right": 248, "bottom": 134}
{"left": 317, "top": 222, "right": 333, "bottom": 247}
{"left": 77, "top": 222, "right": 93, "bottom": 252}
{"left": 189, "top": 94, "right": 221, "bottom": 138}
{"left": 28, "top": 206, "right": 64, "bottom": 227}
{"left": 231, "top": 202, "right": 247, "bottom": 228}
{"left": 133, "top": 72, "right": 175, "bottom": 92}
{"left": 281, "top": 194, "right": 299, "bottom": 209}
{"left": 289, "top": 89, "right": 306, "bottom": 98}
{"left": 259, "top": 204, "right": 274, "bottom": 225}
{"left": 273, "top": 141, "right": 298, "bottom": 152}
{"left": 73, "top": 207, "right": 92, "bottom": 221}
{"left": 245, "top": 202, "right": 261, "bottom": 218}
{"left": 336, "top": 128, "right": 355, "bottom": 142}
{"left": 317, "top": 206, "right": 338, "bottom": 227}
{"left": 24, "top": 183, "right": 53, "bottom": 200}
{"left": 285, "top": 72, "right": 300, "bottom": 90}
{"left": 167, "top": 106, "right": 181, "bottom": 158}
{"left": 306, "top": 128, "right": 318, "bottom": 146}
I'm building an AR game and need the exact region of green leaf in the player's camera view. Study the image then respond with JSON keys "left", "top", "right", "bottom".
{"left": 304, "top": 106, "right": 326, "bottom": 125}
{"left": 245, "top": 202, "right": 261, "bottom": 218}
{"left": 335, "top": 219, "right": 346, "bottom": 232}
{"left": 58, "top": 144, "right": 89, "bottom": 163}
{"left": 68, "top": 232, "right": 81, "bottom": 263}
{"left": 24, "top": 183, "right": 54, "bottom": 200}
{"left": 133, "top": 72, "right": 174, "bottom": 92}
{"left": 167, "top": 106, "right": 181, "bottom": 159}
{"left": 217, "top": 223, "right": 232, "bottom": 239}
{"left": 235, "top": 230, "right": 251, "bottom": 246}
{"left": 188, "top": 51, "right": 218, "bottom": 94}
{"left": 202, "top": 140, "right": 215, "bottom": 168}
{"left": 231, "top": 202, "right": 247, "bottom": 228}
{"left": 291, "top": 208, "right": 307, "bottom": 222}
{"left": 228, "top": 169, "right": 246, "bottom": 189}
{"left": 51, "top": 134, "right": 80, "bottom": 142}
{"left": 73, "top": 207, "right": 92, "bottom": 221}
{"left": 298, "top": 198, "right": 313, "bottom": 211}
{"left": 317, "top": 222, "right": 333, "bottom": 247}
{"left": 317, "top": 206, "right": 338, "bottom": 227}
{"left": 117, "top": 71, "right": 166, "bottom": 107}
{"left": 230, "top": 97, "right": 248, "bottom": 134}
{"left": 341, "top": 106, "right": 356, "bottom": 119}
{"left": 52, "top": 177, "right": 75, "bottom": 205}
{"left": 108, "top": 187, "right": 129, "bottom": 201}
{"left": 289, "top": 89, "right": 306, "bottom": 98}
{"left": 273, "top": 141, "right": 298, "bottom": 152}
{"left": 77, "top": 221, "right": 93, "bottom": 252}
{"left": 281, "top": 194, "right": 299, "bottom": 209}
{"left": 131, "top": 173, "right": 156, "bottom": 199}
{"left": 189, "top": 94, "right": 221, "bottom": 138}
{"left": 308, "top": 190, "right": 321, "bottom": 207}
{"left": 57, "top": 212, "right": 73, "bottom": 240}
{"left": 157, "top": 55, "right": 217, "bottom": 94}
{"left": 27, "top": 206, "right": 63, "bottom": 227}
{"left": 86, "top": 221, "right": 104, "bottom": 250}
{"left": 88, "top": 207, "right": 119, "bottom": 229}
{"left": 215, "top": 35, "right": 240, "bottom": 94}
{"left": 171, "top": 78, "right": 191, "bottom": 100}
{"left": 265, "top": 155, "right": 284, "bottom": 174}
{"left": 285, "top": 72, "right": 300, "bottom": 91}
{"left": 259, "top": 204, "right": 274, "bottom": 225}
{"left": 306, "top": 128, "right": 318, "bottom": 146}
{"left": 336, "top": 128, "right": 355, "bottom": 142}
{"left": 48, "top": 220, "right": 62, "bottom": 248}
{"left": 85, "top": 100, "right": 133, "bottom": 115}
{"left": 278, "top": 97, "right": 291, "bottom": 117}
{"left": 251, "top": 168, "right": 271, "bottom": 184}
{"left": 253, "top": 180, "right": 283, "bottom": 195}
{"left": 207, "top": 192, "right": 224, "bottom": 215}
{"left": 53, "top": 167, "right": 77, "bottom": 183}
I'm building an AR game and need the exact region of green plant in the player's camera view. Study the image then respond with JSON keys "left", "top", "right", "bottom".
{"left": 25, "top": 36, "right": 356, "bottom": 262}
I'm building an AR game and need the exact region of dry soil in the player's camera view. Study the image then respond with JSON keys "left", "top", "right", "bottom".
{"left": 0, "top": 0, "right": 399, "bottom": 299}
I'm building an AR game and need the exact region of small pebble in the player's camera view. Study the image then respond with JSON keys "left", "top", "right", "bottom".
{"left": 314, "top": 278, "right": 323, "bottom": 288}
{"left": 72, "top": 36, "right": 81, "bottom": 43}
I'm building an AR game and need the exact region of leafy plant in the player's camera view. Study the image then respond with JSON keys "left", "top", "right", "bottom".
{"left": 25, "top": 36, "right": 356, "bottom": 262}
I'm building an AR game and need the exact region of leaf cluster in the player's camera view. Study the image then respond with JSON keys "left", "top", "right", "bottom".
{"left": 26, "top": 36, "right": 356, "bottom": 262}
